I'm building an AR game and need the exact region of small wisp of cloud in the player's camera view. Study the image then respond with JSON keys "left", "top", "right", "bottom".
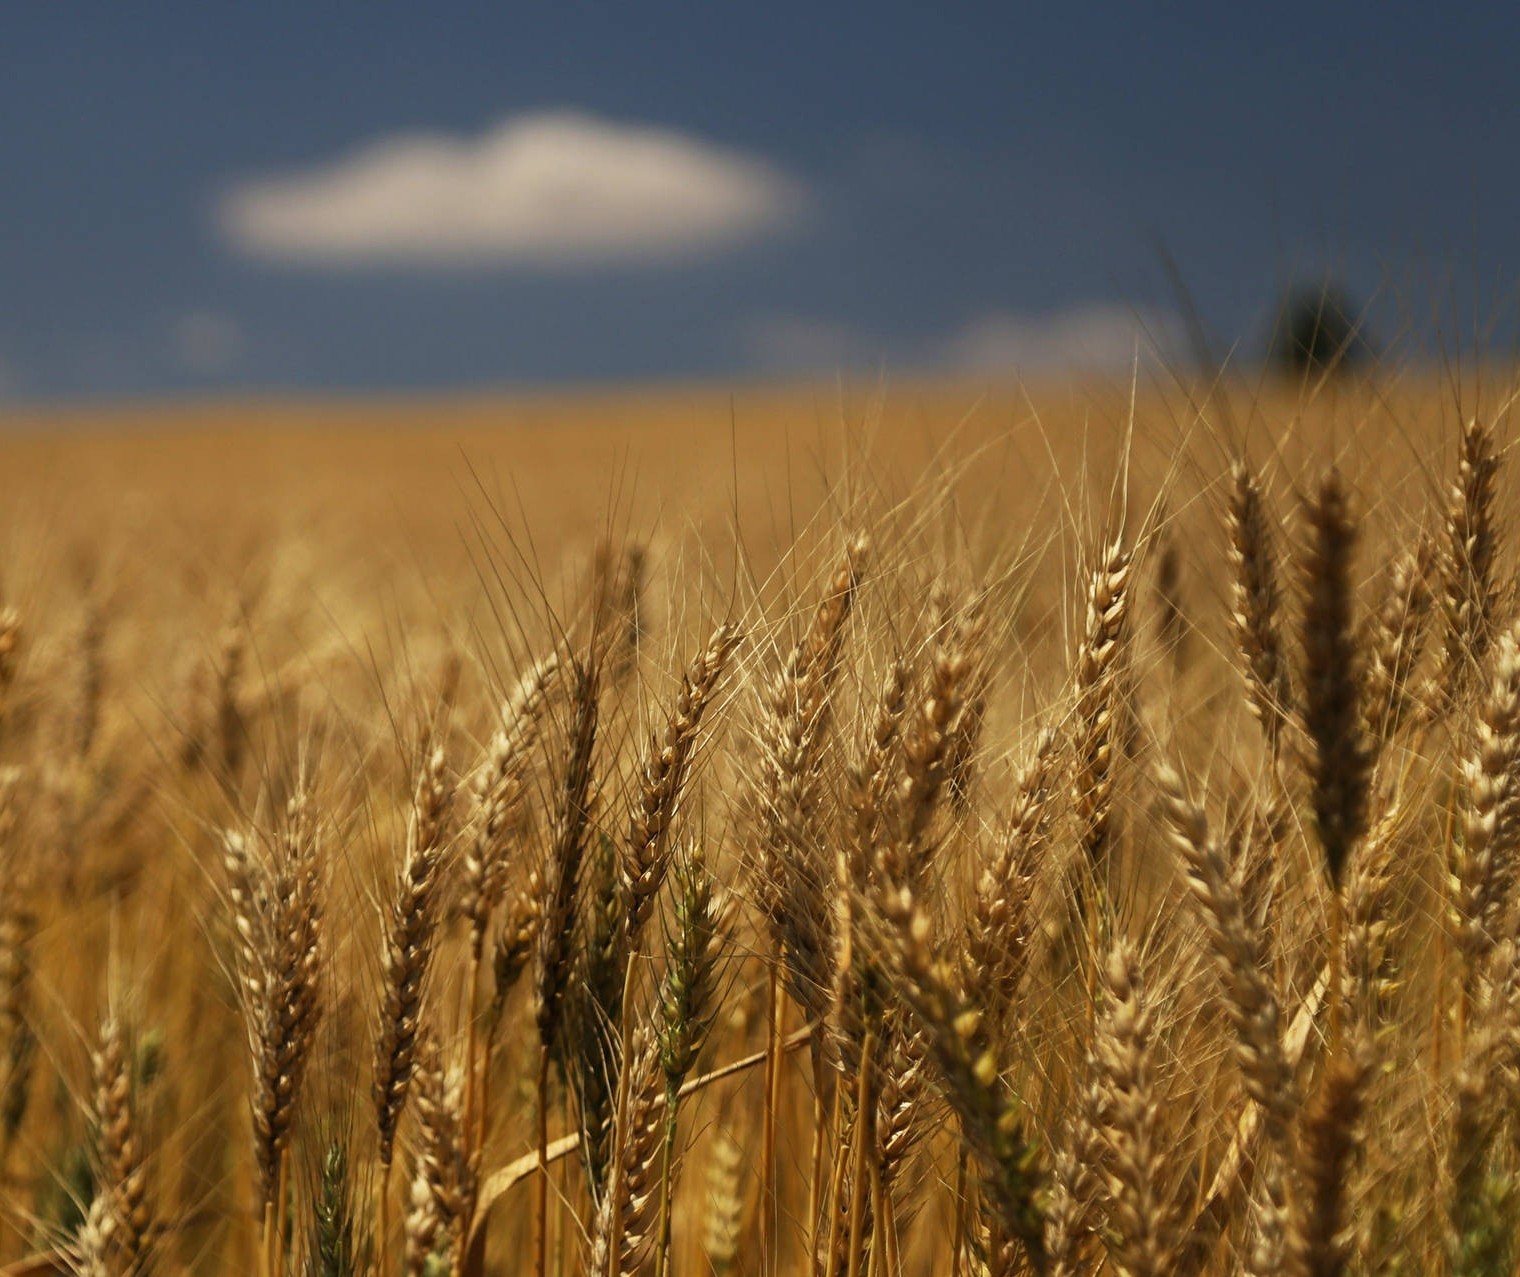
{"left": 941, "top": 304, "right": 1183, "bottom": 373}
{"left": 171, "top": 311, "right": 246, "bottom": 375}
{"left": 744, "top": 304, "right": 1183, "bottom": 377}
{"left": 742, "top": 314, "right": 886, "bottom": 373}
{"left": 218, "top": 110, "right": 809, "bottom": 269}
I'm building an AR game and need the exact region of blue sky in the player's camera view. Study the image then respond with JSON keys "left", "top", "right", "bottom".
{"left": 2, "top": 1, "right": 1516, "bottom": 400}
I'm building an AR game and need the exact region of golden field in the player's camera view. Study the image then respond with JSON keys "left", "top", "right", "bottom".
{"left": 0, "top": 371, "right": 1515, "bottom": 1276}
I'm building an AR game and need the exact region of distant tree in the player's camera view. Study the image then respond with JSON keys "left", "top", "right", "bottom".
{"left": 1269, "top": 282, "right": 1372, "bottom": 376}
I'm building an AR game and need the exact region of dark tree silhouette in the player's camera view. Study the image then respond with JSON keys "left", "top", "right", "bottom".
{"left": 1270, "top": 282, "right": 1372, "bottom": 376}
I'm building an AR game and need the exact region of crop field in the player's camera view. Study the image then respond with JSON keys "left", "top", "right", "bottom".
{"left": 0, "top": 371, "right": 1513, "bottom": 1276}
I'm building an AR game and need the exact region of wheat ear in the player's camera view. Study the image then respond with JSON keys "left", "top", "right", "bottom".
{"left": 374, "top": 744, "right": 453, "bottom": 1172}
{"left": 92, "top": 1015, "right": 150, "bottom": 1277}
{"left": 459, "top": 653, "right": 558, "bottom": 1177}
{"left": 1452, "top": 621, "right": 1520, "bottom": 985}
{"left": 1298, "top": 468, "right": 1373, "bottom": 890}
{"left": 1287, "top": 1046, "right": 1371, "bottom": 1277}
{"left": 622, "top": 623, "right": 742, "bottom": 939}
{"left": 1227, "top": 462, "right": 1295, "bottom": 754}
{"left": 0, "top": 770, "right": 36, "bottom": 1152}
{"left": 650, "top": 846, "right": 728, "bottom": 1277}
{"left": 530, "top": 657, "right": 600, "bottom": 1277}
{"left": 223, "top": 777, "right": 325, "bottom": 1237}
{"left": 462, "top": 653, "right": 559, "bottom": 962}
{"left": 1072, "top": 536, "right": 1132, "bottom": 881}
{"left": 750, "top": 535, "right": 869, "bottom": 1033}
{"left": 966, "top": 730, "right": 1059, "bottom": 1025}
{"left": 1091, "top": 939, "right": 1167, "bottom": 1277}
{"left": 310, "top": 1143, "right": 360, "bottom": 1277}
{"left": 747, "top": 536, "right": 867, "bottom": 1274}
{"left": 588, "top": 1028, "right": 667, "bottom": 1277}
{"left": 887, "top": 595, "right": 984, "bottom": 890}
{"left": 1364, "top": 535, "right": 1433, "bottom": 737}
{"left": 1153, "top": 764, "right": 1293, "bottom": 1131}
{"left": 403, "top": 1036, "right": 474, "bottom": 1277}
{"left": 0, "top": 607, "right": 22, "bottom": 728}
{"left": 1435, "top": 416, "right": 1500, "bottom": 711}
{"left": 871, "top": 879, "right": 1048, "bottom": 1273}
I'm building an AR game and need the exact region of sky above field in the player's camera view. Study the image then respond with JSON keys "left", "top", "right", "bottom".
{"left": 3, "top": 1, "right": 1518, "bottom": 400}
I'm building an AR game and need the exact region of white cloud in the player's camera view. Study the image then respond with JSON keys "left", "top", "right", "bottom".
{"left": 171, "top": 311, "right": 245, "bottom": 374}
{"left": 742, "top": 314, "right": 880, "bottom": 372}
{"left": 741, "top": 304, "right": 1184, "bottom": 377}
{"left": 940, "top": 305, "right": 1183, "bottom": 373}
{"left": 218, "top": 111, "right": 807, "bottom": 268}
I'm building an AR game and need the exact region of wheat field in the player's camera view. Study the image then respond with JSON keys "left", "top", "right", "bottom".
{"left": 0, "top": 370, "right": 1514, "bottom": 1276}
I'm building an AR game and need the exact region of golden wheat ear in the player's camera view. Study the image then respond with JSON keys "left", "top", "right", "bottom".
{"left": 462, "top": 652, "right": 559, "bottom": 963}
{"left": 401, "top": 1032, "right": 473, "bottom": 1277}
{"left": 0, "top": 767, "right": 37, "bottom": 1154}
{"left": 1364, "top": 534, "right": 1434, "bottom": 738}
{"left": 373, "top": 742, "right": 454, "bottom": 1174}
{"left": 0, "top": 606, "right": 22, "bottom": 729}
{"left": 1287, "top": 1044, "right": 1372, "bottom": 1277}
{"left": 1090, "top": 939, "right": 1168, "bottom": 1277}
{"left": 1452, "top": 621, "right": 1520, "bottom": 985}
{"left": 1227, "top": 461, "right": 1295, "bottom": 757}
{"left": 964, "top": 729, "right": 1059, "bottom": 1028}
{"left": 621, "top": 622, "right": 742, "bottom": 942}
{"left": 1072, "top": 535, "right": 1133, "bottom": 885}
{"left": 1152, "top": 763, "right": 1294, "bottom": 1133}
{"left": 527, "top": 654, "right": 600, "bottom": 1277}
{"left": 868, "top": 875, "right": 1048, "bottom": 1274}
{"left": 1296, "top": 468, "right": 1372, "bottom": 891}
{"left": 90, "top": 1014, "right": 151, "bottom": 1276}
{"left": 222, "top": 772, "right": 326, "bottom": 1232}
{"left": 884, "top": 592, "right": 986, "bottom": 892}
{"left": 1434, "top": 416, "right": 1501, "bottom": 713}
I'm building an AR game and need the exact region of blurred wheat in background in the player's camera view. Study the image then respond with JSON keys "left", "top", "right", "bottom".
{"left": 0, "top": 373, "right": 1517, "bottom": 1276}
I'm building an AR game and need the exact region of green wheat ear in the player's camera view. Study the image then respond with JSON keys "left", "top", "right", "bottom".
{"left": 1449, "top": 1168, "right": 1516, "bottom": 1277}
{"left": 40, "top": 1137, "right": 94, "bottom": 1251}
{"left": 311, "top": 1142, "right": 360, "bottom": 1277}
{"left": 135, "top": 1026, "right": 165, "bottom": 1089}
